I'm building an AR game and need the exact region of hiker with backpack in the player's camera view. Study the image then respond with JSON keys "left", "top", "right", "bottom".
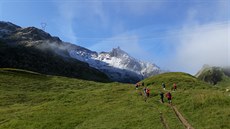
{"left": 165, "top": 92, "right": 172, "bottom": 104}
{"left": 146, "top": 87, "right": 150, "bottom": 97}
{"left": 162, "top": 83, "right": 166, "bottom": 90}
{"left": 142, "top": 82, "right": 145, "bottom": 86}
{"left": 159, "top": 91, "right": 164, "bottom": 103}
{"left": 143, "top": 87, "right": 147, "bottom": 96}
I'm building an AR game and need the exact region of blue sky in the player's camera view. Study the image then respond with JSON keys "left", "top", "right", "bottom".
{"left": 0, "top": 0, "right": 229, "bottom": 74}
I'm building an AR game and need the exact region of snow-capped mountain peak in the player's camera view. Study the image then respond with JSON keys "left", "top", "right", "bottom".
{"left": 68, "top": 46, "right": 161, "bottom": 82}
{"left": 110, "top": 46, "right": 129, "bottom": 58}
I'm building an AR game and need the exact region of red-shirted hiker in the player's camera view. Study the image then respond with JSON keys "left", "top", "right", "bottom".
{"left": 165, "top": 92, "right": 172, "bottom": 104}
{"left": 173, "top": 83, "right": 177, "bottom": 91}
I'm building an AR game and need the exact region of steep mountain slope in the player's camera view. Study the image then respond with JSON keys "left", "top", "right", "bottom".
{"left": 0, "top": 41, "right": 109, "bottom": 82}
{"left": 0, "top": 21, "right": 161, "bottom": 83}
{"left": 0, "top": 69, "right": 229, "bottom": 129}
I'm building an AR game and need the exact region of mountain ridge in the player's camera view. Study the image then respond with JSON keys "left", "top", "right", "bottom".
{"left": 0, "top": 21, "right": 161, "bottom": 83}
{"left": 196, "top": 65, "right": 230, "bottom": 85}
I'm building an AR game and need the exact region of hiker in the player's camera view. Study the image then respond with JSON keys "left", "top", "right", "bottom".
{"left": 146, "top": 87, "right": 150, "bottom": 97}
{"left": 159, "top": 91, "right": 164, "bottom": 103}
{"left": 165, "top": 92, "right": 172, "bottom": 104}
{"left": 142, "top": 82, "right": 145, "bottom": 86}
{"left": 143, "top": 87, "right": 147, "bottom": 96}
{"left": 173, "top": 83, "right": 177, "bottom": 91}
{"left": 162, "top": 83, "right": 166, "bottom": 90}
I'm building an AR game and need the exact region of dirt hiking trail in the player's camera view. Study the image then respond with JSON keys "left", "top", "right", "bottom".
{"left": 170, "top": 104, "right": 195, "bottom": 129}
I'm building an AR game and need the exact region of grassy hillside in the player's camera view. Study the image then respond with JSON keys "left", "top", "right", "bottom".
{"left": 0, "top": 69, "right": 229, "bottom": 129}
{"left": 141, "top": 72, "right": 230, "bottom": 129}
{"left": 0, "top": 41, "right": 110, "bottom": 82}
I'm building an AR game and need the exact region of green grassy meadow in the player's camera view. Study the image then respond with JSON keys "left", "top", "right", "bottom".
{"left": 0, "top": 69, "right": 229, "bottom": 129}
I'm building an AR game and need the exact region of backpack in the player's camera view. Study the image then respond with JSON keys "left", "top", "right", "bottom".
{"left": 146, "top": 89, "right": 150, "bottom": 93}
{"left": 167, "top": 93, "right": 171, "bottom": 98}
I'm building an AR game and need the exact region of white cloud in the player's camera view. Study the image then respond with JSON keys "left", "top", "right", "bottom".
{"left": 168, "top": 21, "right": 229, "bottom": 74}
{"left": 165, "top": 1, "right": 230, "bottom": 74}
